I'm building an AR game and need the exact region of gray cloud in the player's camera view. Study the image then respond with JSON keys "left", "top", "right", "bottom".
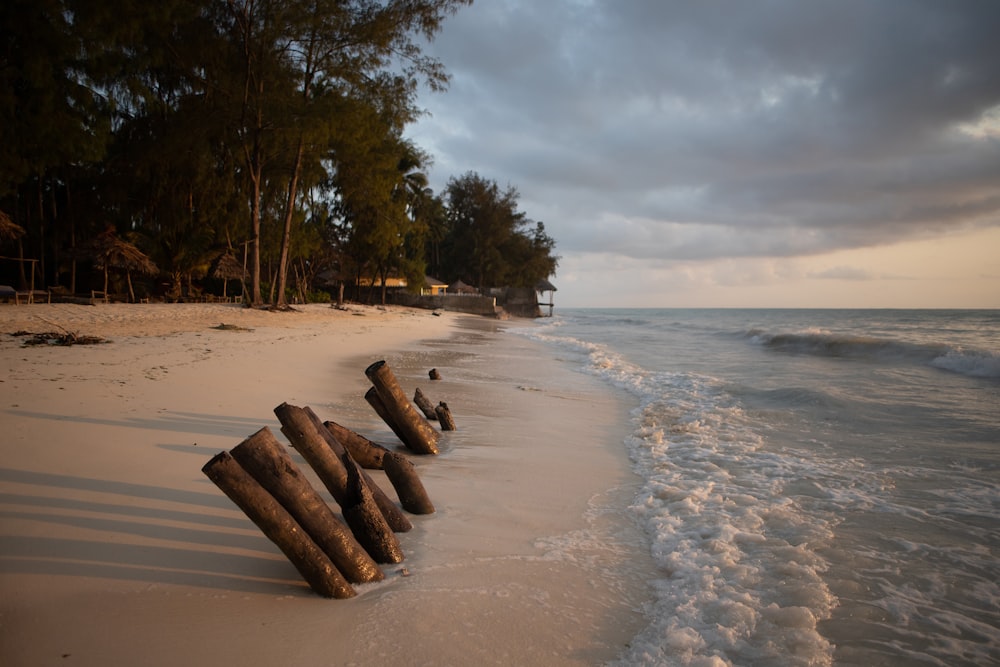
{"left": 412, "top": 0, "right": 1000, "bottom": 265}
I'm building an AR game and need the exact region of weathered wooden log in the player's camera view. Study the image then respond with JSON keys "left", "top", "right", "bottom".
{"left": 323, "top": 419, "right": 392, "bottom": 469}
{"left": 275, "top": 402, "right": 411, "bottom": 533}
{"left": 341, "top": 453, "right": 404, "bottom": 564}
{"left": 302, "top": 407, "right": 411, "bottom": 533}
{"left": 413, "top": 387, "right": 438, "bottom": 421}
{"left": 364, "top": 386, "right": 408, "bottom": 445}
{"left": 435, "top": 401, "right": 457, "bottom": 431}
{"left": 229, "top": 427, "right": 383, "bottom": 584}
{"left": 275, "top": 402, "right": 350, "bottom": 507}
{"left": 383, "top": 451, "right": 435, "bottom": 515}
{"left": 429, "top": 368, "right": 441, "bottom": 380}
{"left": 201, "top": 450, "right": 354, "bottom": 598}
{"left": 365, "top": 360, "right": 440, "bottom": 455}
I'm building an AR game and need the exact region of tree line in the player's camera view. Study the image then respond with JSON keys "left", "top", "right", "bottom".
{"left": 0, "top": 0, "right": 558, "bottom": 306}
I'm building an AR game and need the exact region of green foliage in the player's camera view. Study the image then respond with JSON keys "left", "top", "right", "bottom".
{"left": 438, "top": 172, "right": 559, "bottom": 289}
{"left": 0, "top": 1, "right": 559, "bottom": 303}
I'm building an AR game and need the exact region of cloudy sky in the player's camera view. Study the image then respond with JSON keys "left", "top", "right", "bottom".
{"left": 410, "top": 0, "right": 1000, "bottom": 308}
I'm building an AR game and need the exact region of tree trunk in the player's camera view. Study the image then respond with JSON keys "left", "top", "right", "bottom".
{"left": 201, "top": 450, "right": 353, "bottom": 598}
{"left": 275, "top": 139, "right": 305, "bottom": 308}
{"left": 229, "top": 427, "right": 383, "bottom": 584}
{"left": 365, "top": 360, "right": 440, "bottom": 455}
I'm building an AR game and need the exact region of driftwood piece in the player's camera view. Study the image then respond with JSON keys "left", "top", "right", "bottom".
{"left": 413, "top": 387, "right": 438, "bottom": 421}
{"left": 229, "top": 427, "right": 383, "bottom": 584}
{"left": 383, "top": 451, "right": 435, "bottom": 515}
{"left": 429, "top": 368, "right": 441, "bottom": 380}
{"left": 201, "top": 450, "right": 354, "bottom": 598}
{"left": 324, "top": 419, "right": 392, "bottom": 469}
{"left": 303, "top": 407, "right": 411, "bottom": 533}
{"left": 435, "top": 401, "right": 457, "bottom": 431}
{"left": 364, "top": 387, "right": 408, "bottom": 445}
{"left": 275, "top": 402, "right": 350, "bottom": 507}
{"left": 341, "top": 453, "right": 404, "bottom": 564}
{"left": 275, "top": 402, "right": 410, "bottom": 533}
{"left": 365, "top": 360, "right": 440, "bottom": 455}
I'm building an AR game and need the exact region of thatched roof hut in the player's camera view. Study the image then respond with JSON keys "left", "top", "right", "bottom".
{"left": 209, "top": 251, "right": 247, "bottom": 299}
{"left": 83, "top": 228, "right": 158, "bottom": 302}
{"left": 0, "top": 210, "right": 26, "bottom": 243}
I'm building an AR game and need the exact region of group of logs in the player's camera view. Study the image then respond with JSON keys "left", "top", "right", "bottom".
{"left": 201, "top": 360, "right": 454, "bottom": 598}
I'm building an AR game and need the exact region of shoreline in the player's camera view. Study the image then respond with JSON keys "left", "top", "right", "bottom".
{"left": 0, "top": 303, "right": 654, "bottom": 666}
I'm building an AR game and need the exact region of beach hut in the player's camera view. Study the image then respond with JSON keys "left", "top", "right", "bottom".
{"left": 422, "top": 276, "right": 448, "bottom": 296}
{"left": 83, "top": 228, "right": 159, "bottom": 303}
{"left": 535, "top": 278, "right": 557, "bottom": 316}
{"left": 209, "top": 251, "right": 247, "bottom": 301}
{"left": 446, "top": 279, "right": 477, "bottom": 295}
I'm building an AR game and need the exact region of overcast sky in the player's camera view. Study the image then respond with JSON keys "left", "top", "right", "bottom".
{"left": 410, "top": 0, "right": 1000, "bottom": 308}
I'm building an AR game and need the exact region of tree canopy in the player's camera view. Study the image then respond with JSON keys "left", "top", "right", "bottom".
{"left": 0, "top": 0, "right": 558, "bottom": 306}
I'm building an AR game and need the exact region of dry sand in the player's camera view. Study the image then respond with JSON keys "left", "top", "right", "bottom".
{"left": 0, "top": 302, "right": 653, "bottom": 666}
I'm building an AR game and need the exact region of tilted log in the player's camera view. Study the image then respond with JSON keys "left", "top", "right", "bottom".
{"left": 229, "top": 427, "right": 383, "bottom": 584}
{"left": 413, "top": 387, "right": 438, "bottom": 421}
{"left": 303, "top": 407, "right": 411, "bottom": 533}
{"left": 341, "top": 453, "right": 404, "bottom": 564}
{"left": 435, "top": 401, "right": 457, "bottom": 431}
{"left": 364, "top": 387, "right": 408, "bottom": 445}
{"left": 201, "top": 450, "right": 354, "bottom": 598}
{"left": 323, "top": 419, "right": 391, "bottom": 469}
{"left": 365, "top": 360, "right": 440, "bottom": 455}
{"left": 275, "top": 402, "right": 410, "bottom": 533}
{"left": 383, "top": 451, "right": 435, "bottom": 515}
{"left": 275, "top": 402, "right": 350, "bottom": 507}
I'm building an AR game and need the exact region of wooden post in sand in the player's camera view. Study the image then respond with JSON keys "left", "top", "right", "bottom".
{"left": 303, "top": 407, "right": 411, "bottom": 533}
{"left": 341, "top": 453, "right": 404, "bottom": 564}
{"left": 201, "top": 450, "right": 354, "bottom": 598}
{"left": 323, "top": 419, "right": 392, "bottom": 469}
{"left": 275, "top": 402, "right": 410, "bottom": 532}
{"left": 229, "top": 427, "right": 383, "bottom": 584}
{"left": 365, "top": 360, "right": 440, "bottom": 455}
{"left": 435, "top": 401, "right": 457, "bottom": 431}
{"left": 413, "top": 387, "right": 438, "bottom": 421}
{"left": 364, "top": 387, "right": 409, "bottom": 445}
{"left": 382, "top": 451, "right": 435, "bottom": 515}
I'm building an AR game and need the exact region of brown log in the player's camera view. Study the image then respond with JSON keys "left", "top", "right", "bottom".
{"left": 341, "top": 453, "right": 404, "bottom": 564}
{"left": 364, "top": 387, "right": 408, "bottom": 445}
{"left": 435, "top": 401, "right": 457, "bottom": 431}
{"left": 323, "top": 419, "right": 391, "bottom": 469}
{"left": 413, "top": 387, "right": 438, "bottom": 421}
{"left": 275, "top": 402, "right": 411, "bottom": 533}
{"left": 365, "top": 360, "right": 440, "bottom": 455}
{"left": 201, "top": 450, "right": 354, "bottom": 598}
{"left": 274, "top": 402, "right": 349, "bottom": 507}
{"left": 303, "top": 407, "right": 411, "bottom": 533}
{"left": 383, "top": 451, "right": 435, "bottom": 515}
{"left": 429, "top": 368, "right": 441, "bottom": 380}
{"left": 229, "top": 427, "right": 383, "bottom": 584}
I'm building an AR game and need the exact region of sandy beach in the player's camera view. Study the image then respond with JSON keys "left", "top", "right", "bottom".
{"left": 0, "top": 302, "right": 652, "bottom": 666}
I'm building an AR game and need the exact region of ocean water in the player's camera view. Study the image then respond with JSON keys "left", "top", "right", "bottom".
{"left": 516, "top": 309, "right": 999, "bottom": 667}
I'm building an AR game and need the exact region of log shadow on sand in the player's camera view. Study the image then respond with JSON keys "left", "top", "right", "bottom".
{"left": 4, "top": 409, "right": 269, "bottom": 438}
